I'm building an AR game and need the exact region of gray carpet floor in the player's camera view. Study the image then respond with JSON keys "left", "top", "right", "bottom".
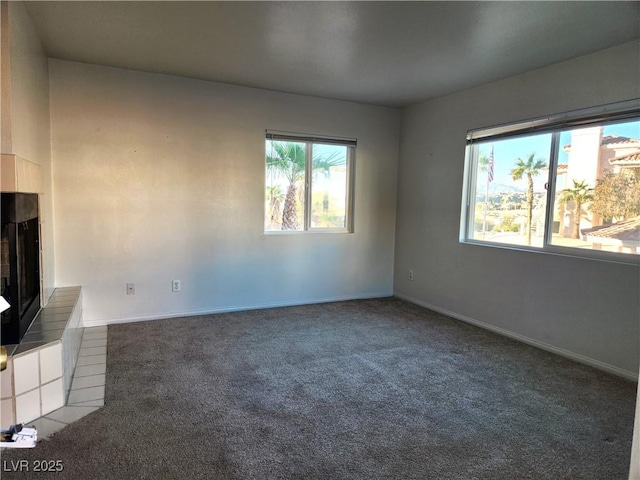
{"left": 1, "top": 297, "right": 636, "bottom": 479}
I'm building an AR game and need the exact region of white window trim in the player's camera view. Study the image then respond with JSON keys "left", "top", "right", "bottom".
{"left": 265, "top": 130, "right": 356, "bottom": 234}
{"left": 460, "top": 100, "right": 640, "bottom": 266}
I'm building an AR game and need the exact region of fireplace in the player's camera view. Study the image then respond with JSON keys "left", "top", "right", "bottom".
{"left": 1, "top": 192, "right": 41, "bottom": 345}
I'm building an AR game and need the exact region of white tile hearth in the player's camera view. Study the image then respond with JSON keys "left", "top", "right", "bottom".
{"left": 76, "top": 354, "right": 107, "bottom": 367}
{"left": 78, "top": 346, "right": 107, "bottom": 357}
{"left": 73, "top": 363, "right": 106, "bottom": 377}
{"left": 40, "top": 379, "right": 64, "bottom": 414}
{"left": 70, "top": 374, "right": 105, "bottom": 390}
{"left": 67, "top": 385, "right": 105, "bottom": 405}
{"left": 40, "top": 343, "right": 63, "bottom": 383}
{"left": 1, "top": 287, "right": 83, "bottom": 430}
{"left": 34, "top": 326, "right": 107, "bottom": 440}
{"left": 13, "top": 352, "right": 40, "bottom": 395}
{"left": 16, "top": 389, "right": 40, "bottom": 424}
{"left": 45, "top": 405, "right": 100, "bottom": 424}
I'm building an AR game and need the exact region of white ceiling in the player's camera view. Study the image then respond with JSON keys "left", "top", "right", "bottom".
{"left": 24, "top": 1, "right": 640, "bottom": 108}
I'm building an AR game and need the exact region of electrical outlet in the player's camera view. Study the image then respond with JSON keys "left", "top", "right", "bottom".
{"left": 172, "top": 280, "right": 181, "bottom": 292}
{"left": 408, "top": 270, "right": 414, "bottom": 281}
{"left": 126, "top": 283, "right": 135, "bottom": 295}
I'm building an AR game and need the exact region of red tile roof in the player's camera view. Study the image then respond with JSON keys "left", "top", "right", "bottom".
{"left": 601, "top": 135, "right": 640, "bottom": 147}
{"left": 581, "top": 216, "right": 640, "bottom": 243}
{"left": 609, "top": 151, "right": 640, "bottom": 166}
{"left": 563, "top": 135, "right": 640, "bottom": 151}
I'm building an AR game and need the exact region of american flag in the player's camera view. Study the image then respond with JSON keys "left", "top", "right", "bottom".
{"left": 487, "top": 146, "right": 494, "bottom": 183}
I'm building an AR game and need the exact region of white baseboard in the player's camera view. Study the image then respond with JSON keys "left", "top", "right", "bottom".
{"left": 81, "top": 291, "right": 393, "bottom": 328}
{"left": 394, "top": 292, "right": 638, "bottom": 382}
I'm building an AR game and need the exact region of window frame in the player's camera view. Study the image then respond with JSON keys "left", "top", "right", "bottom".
{"left": 264, "top": 130, "right": 356, "bottom": 234}
{"left": 460, "top": 100, "right": 640, "bottom": 265}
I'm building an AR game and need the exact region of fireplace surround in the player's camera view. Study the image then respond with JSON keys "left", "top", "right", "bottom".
{"left": 1, "top": 192, "right": 41, "bottom": 345}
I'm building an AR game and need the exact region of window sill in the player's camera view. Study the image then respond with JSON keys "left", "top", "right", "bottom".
{"left": 460, "top": 239, "right": 640, "bottom": 266}
{"left": 264, "top": 229, "right": 352, "bottom": 235}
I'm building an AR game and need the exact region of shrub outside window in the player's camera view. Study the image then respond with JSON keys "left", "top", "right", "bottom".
{"left": 265, "top": 131, "right": 355, "bottom": 233}
{"left": 462, "top": 102, "right": 640, "bottom": 261}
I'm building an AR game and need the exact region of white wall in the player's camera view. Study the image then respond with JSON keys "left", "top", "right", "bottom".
{"left": 3, "top": 2, "right": 55, "bottom": 301}
{"left": 49, "top": 60, "right": 400, "bottom": 324}
{"left": 394, "top": 41, "right": 640, "bottom": 378}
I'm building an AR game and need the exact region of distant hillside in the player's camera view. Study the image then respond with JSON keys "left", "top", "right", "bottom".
{"left": 476, "top": 183, "right": 525, "bottom": 194}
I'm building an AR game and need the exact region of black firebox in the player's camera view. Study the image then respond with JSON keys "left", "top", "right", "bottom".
{"left": 1, "top": 193, "right": 41, "bottom": 345}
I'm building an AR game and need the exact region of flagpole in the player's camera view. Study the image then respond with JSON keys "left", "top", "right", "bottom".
{"left": 483, "top": 176, "right": 489, "bottom": 239}
{"left": 482, "top": 145, "right": 494, "bottom": 239}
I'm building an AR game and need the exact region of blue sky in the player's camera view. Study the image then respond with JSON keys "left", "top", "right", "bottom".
{"left": 478, "top": 120, "right": 640, "bottom": 192}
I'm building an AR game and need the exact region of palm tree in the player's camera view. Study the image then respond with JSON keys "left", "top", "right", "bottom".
{"left": 266, "top": 142, "right": 306, "bottom": 230}
{"left": 510, "top": 153, "right": 547, "bottom": 245}
{"left": 265, "top": 185, "right": 285, "bottom": 229}
{"left": 559, "top": 179, "right": 594, "bottom": 239}
{"left": 477, "top": 152, "right": 490, "bottom": 235}
{"left": 478, "top": 153, "right": 490, "bottom": 174}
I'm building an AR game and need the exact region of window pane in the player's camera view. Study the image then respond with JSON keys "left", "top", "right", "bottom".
{"left": 265, "top": 140, "right": 306, "bottom": 231}
{"left": 469, "top": 134, "right": 552, "bottom": 247}
{"left": 550, "top": 120, "right": 640, "bottom": 255}
{"left": 310, "top": 144, "right": 348, "bottom": 229}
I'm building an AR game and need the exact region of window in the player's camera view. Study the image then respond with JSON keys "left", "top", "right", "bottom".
{"left": 265, "top": 131, "right": 355, "bottom": 232}
{"left": 461, "top": 101, "right": 640, "bottom": 260}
